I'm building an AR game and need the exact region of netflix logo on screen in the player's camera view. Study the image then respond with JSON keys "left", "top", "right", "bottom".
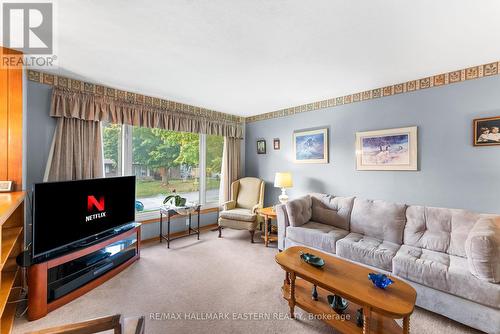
{"left": 86, "top": 195, "right": 107, "bottom": 222}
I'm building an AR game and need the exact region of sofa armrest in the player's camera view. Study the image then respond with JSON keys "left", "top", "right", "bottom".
{"left": 221, "top": 200, "right": 236, "bottom": 211}
{"left": 465, "top": 216, "right": 500, "bottom": 283}
{"left": 276, "top": 204, "right": 289, "bottom": 251}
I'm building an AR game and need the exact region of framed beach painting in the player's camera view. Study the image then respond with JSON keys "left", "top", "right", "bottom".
{"left": 473, "top": 116, "right": 500, "bottom": 146}
{"left": 293, "top": 128, "right": 328, "bottom": 164}
{"left": 355, "top": 126, "right": 417, "bottom": 171}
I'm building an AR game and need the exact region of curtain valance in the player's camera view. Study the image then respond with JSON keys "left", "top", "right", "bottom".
{"left": 50, "top": 88, "right": 244, "bottom": 138}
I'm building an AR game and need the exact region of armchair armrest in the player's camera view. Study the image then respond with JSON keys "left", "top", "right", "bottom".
{"left": 465, "top": 215, "right": 500, "bottom": 283}
{"left": 220, "top": 200, "right": 236, "bottom": 211}
{"left": 251, "top": 203, "right": 263, "bottom": 214}
{"left": 276, "top": 204, "right": 290, "bottom": 251}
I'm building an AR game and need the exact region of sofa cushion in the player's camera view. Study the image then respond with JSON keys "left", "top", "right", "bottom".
{"left": 287, "top": 221, "right": 349, "bottom": 254}
{"left": 285, "top": 195, "right": 312, "bottom": 227}
{"left": 310, "top": 193, "right": 355, "bottom": 230}
{"left": 405, "top": 206, "right": 480, "bottom": 257}
{"left": 236, "top": 177, "right": 262, "bottom": 209}
{"left": 336, "top": 233, "right": 400, "bottom": 271}
{"left": 393, "top": 245, "right": 500, "bottom": 308}
{"left": 350, "top": 198, "right": 407, "bottom": 244}
{"left": 465, "top": 216, "right": 500, "bottom": 283}
{"left": 219, "top": 208, "right": 256, "bottom": 222}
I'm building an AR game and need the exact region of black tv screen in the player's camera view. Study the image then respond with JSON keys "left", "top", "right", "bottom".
{"left": 32, "top": 176, "right": 136, "bottom": 259}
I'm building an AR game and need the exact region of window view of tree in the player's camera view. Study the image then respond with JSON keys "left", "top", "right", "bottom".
{"left": 206, "top": 135, "right": 224, "bottom": 203}
{"left": 132, "top": 127, "right": 200, "bottom": 211}
{"left": 102, "top": 124, "right": 121, "bottom": 177}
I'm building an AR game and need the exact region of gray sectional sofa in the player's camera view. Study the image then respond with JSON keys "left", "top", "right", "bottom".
{"left": 276, "top": 193, "right": 500, "bottom": 334}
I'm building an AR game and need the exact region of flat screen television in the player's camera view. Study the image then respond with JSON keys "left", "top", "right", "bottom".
{"left": 32, "top": 176, "right": 136, "bottom": 260}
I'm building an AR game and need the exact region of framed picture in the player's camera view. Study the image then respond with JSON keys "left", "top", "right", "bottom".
{"left": 256, "top": 139, "right": 266, "bottom": 154}
{"left": 473, "top": 116, "right": 500, "bottom": 146}
{"left": 355, "top": 126, "right": 418, "bottom": 171}
{"left": 0, "top": 181, "right": 13, "bottom": 192}
{"left": 273, "top": 138, "right": 280, "bottom": 150}
{"left": 293, "top": 128, "right": 328, "bottom": 164}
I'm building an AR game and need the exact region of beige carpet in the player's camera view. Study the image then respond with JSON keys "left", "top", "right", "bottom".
{"left": 14, "top": 229, "right": 483, "bottom": 334}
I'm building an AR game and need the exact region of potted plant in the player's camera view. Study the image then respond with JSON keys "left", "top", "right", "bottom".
{"left": 163, "top": 189, "right": 187, "bottom": 207}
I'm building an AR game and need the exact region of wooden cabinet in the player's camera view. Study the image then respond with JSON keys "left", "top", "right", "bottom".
{"left": 0, "top": 192, "right": 25, "bottom": 334}
{"left": 0, "top": 47, "right": 23, "bottom": 192}
{"left": 0, "top": 46, "right": 25, "bottom": 333}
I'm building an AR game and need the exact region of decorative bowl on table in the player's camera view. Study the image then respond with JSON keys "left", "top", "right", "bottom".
{"left": 368, "top": 273, "right": 394, "bottom": 289}
{"left": 299, "top": 251, "right": 325, "bottom": 268}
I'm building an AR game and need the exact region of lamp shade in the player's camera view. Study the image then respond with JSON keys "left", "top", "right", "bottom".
{"left": 274, "top": 172, "right": 293, "bottom": 188}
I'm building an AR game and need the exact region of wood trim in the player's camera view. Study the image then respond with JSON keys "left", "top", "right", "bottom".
{"left": 47, "top": 226, "right": 139, "bottom": 268}
{"left": 138, "top": 207, "right": 219, "bottom": 225}
{"left": 28, "top": 263, "right": 49, "bottom": 321}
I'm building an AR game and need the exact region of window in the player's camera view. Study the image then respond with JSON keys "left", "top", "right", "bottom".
{"left": 206, "top": 135, "right": 223, "bottom": 204}
{"left": 102, "top": 124, "right": 122, "bottom": 177}
{"left": 102, "top": 124, "right": 223, "bottom": 213}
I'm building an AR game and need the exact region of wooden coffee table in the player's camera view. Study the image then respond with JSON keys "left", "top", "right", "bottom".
{"left": 275, "top": 246, "right": 416, "bottom": 334}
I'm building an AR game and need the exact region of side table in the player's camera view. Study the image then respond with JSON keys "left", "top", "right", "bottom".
{"left": 160, "top": 205, "right": 201, "bottom": 248}
{"left": 257, "top": 206, "right": 278, "bottom": 247}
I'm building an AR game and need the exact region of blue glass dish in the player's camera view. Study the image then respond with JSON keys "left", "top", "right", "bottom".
{"left": 368, "top": 273, "right": 394, "bottom": 289}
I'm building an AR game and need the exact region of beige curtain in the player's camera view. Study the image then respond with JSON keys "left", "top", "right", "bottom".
{"left": 51, "top": 88, "right": 243, "bottom": 138}
{"left": 219, "top": 137, "right": 241, "bottom": 204}
{"left": 45, "top": 118, "right": 103, "bottom": 181}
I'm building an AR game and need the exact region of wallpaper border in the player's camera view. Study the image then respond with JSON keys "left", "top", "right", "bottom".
{"left": 27, "top": 69, "right": 244, "bottom": 124}
{"left": 245, "top": 61, "right": 500, "bottom": 123}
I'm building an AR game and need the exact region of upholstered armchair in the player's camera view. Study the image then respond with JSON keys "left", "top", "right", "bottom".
{"left": 218, "top": 177, "right": 265, "bottom": 243}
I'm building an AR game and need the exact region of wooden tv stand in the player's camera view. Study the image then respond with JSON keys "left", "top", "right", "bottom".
{"left": 28, "top": 224, "right": 141, "bottom": 321}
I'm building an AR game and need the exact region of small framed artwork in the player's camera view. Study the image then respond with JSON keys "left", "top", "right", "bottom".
{"left": 256, "top": 139, "right": 266, "bottom": 154}
{"left": 0, "top": 181, "right": 13, "bottom": 192}
{"left": 355, "top": 126, "right": 417, "bottom": 171}
{"left": 273, "top": 138, "right": 280, "bottom": 150}
{"left": 473, "top": 116, "right": 500, "bottom": 146}
{"left": 293, "top": 128, "right": 328, "bottom": 164}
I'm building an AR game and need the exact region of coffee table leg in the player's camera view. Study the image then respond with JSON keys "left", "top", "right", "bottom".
{"left": 403, "top": 316, "right": 410, "bottom": 334}
{"left": 362, "top": 306, "right": 372, "bottom": 334}
{"left": 289, "top": 272, "right": 296, "bottom": 319}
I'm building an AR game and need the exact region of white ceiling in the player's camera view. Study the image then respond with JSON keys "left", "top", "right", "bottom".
{"left": 47, "top": 0, "right": 500, "bottom": 117}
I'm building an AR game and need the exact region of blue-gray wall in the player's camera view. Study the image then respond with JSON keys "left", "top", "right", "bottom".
{"left": 245, "top": 75, "right": 500, "bottom": 214}
{"left": 26, "top": 80, "right": 57, "bottom": 190}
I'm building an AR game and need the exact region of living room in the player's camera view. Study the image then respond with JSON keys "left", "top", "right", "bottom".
{"left": 0, "top": 1, "right": 499, "bottom": 334}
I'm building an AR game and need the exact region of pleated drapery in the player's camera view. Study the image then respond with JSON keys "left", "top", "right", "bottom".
{"left": 50, "top": 88, "right": 243, "bottom": 138}
{"left": 45, "top": 118, "right": 103, "bottom": 181}
{"left": 219, "top": 137, "right": 241, "bottom": 204}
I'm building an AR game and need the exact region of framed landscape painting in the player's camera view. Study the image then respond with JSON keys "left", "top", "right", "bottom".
{"left": 356, "top": 126, "right": 417, "bottom": 170}
{"left": 293, "top": 128, "right": 328, "bottom": 164}
{"left": 473, "top": 116, "right": 500, "bottom": 146}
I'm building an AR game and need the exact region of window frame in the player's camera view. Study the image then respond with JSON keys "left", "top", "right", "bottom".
{"left": 102, "top": 124, "right": 221, "bottom": 221}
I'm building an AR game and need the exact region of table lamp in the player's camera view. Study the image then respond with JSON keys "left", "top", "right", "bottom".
{"left": 274, "top": 172, "right": 293, "bottom": 204}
